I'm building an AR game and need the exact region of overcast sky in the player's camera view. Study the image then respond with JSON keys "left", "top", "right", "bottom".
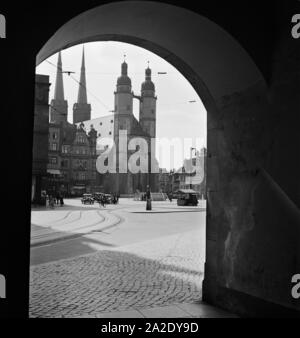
{"left": 36, "top": 41, "right": 207, "bottom": 170}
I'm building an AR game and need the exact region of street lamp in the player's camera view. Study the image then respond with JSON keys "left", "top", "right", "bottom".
{"left": 190, "top": 147, "right": 196, "bottom": 189}
{"left": 146, "top": 148, "right": 152, "bottom": 210}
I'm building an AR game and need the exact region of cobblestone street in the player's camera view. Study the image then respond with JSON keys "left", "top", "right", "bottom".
{"left": 30, "top": 199, "right": 206, "bottom": 318}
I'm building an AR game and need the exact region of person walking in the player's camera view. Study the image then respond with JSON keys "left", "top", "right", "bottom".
{"left": 99, "top": 195, "right": 106, "bottom": 208}
{"left": 59, "top": 192, "right": 64, "bottom": 207}
{"left": 49, "top": 195, "right": 55, "bottom": 209}
{"left": 146, "top": 185, "right": 152, "bottom": 211}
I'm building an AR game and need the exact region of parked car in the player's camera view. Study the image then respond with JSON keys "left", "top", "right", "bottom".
{"left": 176, "top": 189, "right": 198, "bottom": 206}
{"left": 81, "top": 193, "right": 94, "bottom": 205}
{"left": 93, "top": 192, "right": 113, "bottom": 204}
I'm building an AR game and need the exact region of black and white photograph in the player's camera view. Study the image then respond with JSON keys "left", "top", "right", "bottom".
{"left": 0, "top": 0, "right": 299, "bottom": 323}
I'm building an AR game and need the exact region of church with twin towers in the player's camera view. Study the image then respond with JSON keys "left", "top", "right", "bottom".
{"left": 48, "top": 47, "right": 159, "bottom": 196}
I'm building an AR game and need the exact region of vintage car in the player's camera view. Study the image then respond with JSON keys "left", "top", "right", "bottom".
{"left": 93, "top": 192, "right": 114, "bottom": 204}
{"left": 176, "top": 189, "right": 198, "bottom": 206}
{"left": 81, "top": 193, "right": 95, "bottom": 205}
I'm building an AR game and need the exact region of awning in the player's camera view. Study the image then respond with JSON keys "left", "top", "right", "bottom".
{"left": 47, "top": 169, "right": 61, "bottom": 175}
{"left": 185, "top": 174, "right": 204, "bottom": 185}
{"left": 177, "top": 189, "right": 197, "bottom": 194}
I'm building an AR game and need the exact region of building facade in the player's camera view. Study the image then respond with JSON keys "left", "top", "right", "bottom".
{"left": 157, "top": 148, "right": 207, "bottom": 198}
{"left": 178, "top": 148, "right": 207, "bottom": 197}
{"left": 45, "top": 50, "right": 98, "bottom": 196}
{"left": 43, "top": 50, "right": 160, "bottom": 196}
{"left": 110, "top": 60, "right": 158, "bottom": 195}
{"left": 76, "top": 58, "right": 159, "bottom": 195}
{"left": 32, "top": 74, "right": 50, "bottom": 204}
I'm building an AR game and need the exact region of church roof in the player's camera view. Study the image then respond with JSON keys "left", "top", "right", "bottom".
{"left": 75, "top": 114, "right": 114, "bottom": 139}
{"left": 117, "top": 75, "right": 131, "bottom": 86}
{"left": 141, "top": 66, "right": 155, "bottom": 92}
{"left": 141, "top": 80, "right": 155, "bottom": 91}
{"left": 117, "top": 61, "right": 131, "bottom": 86}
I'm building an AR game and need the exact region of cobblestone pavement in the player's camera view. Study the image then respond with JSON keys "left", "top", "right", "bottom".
{"left": 30, "top": 228, "right": 204, "bottom": 318}
{"left": 29, "top": 199, "right": 205, "bottom": 318}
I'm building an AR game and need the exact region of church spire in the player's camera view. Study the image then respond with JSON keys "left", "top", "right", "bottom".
{"left": 54, "top": 51, "right": 65, "bottom": 101}
{"left": 50, "top": 51, "right": 68, "bottom": 124}
{"left": 77, "top": 46, "right": 88, "bottom": 104}
{"left": 73, "top": 46, "right": 91, "bottom": 124}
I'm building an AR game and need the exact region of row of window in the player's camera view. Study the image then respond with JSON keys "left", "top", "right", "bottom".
{"left": 58, "top": 172, "right": 98, "bottom": 180}
{"left": 77, "top": 135, "right": 86, "bottom": 144}
{"left": 50, "top": 133, "right": 97, "bottom": 145}
{"left": 49, "top": 157, "right": 97, "bottom": 168}
{"left": 50, "top": 143, "right": 96, "bottom": 155}
{"left": 59, "top": 172, "right": 97, "bottom": 180}
{"left": 72, "top": 172, "right": 97, "bottom": 180}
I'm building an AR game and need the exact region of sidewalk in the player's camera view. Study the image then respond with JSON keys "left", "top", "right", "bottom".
{"left": 85, "top": 302, "right": 237, "bottom": 318}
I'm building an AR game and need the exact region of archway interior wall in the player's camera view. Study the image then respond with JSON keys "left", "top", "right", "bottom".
{"left": 37, "top": 1, "right": 264, "bottom": 100}
{"left": 35, "top": 1, "right": 300, "bottom": 316}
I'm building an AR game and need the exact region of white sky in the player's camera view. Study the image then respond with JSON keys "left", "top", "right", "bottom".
{"left": 36, "top": 41, "right": 207, "bottom": 171}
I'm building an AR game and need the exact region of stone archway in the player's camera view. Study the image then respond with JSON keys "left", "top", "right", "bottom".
{"left": 35, "top": 1, "right": 299, "bottom": 316}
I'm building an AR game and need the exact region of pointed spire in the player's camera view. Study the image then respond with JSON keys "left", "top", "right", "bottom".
{"left": 121, "top": 54, "right": 128, "bottom": 76}
{"left": 77, "top": 46, "right": 88, "bottom": 104}
{"left": 54, "top": 52, "right": 65, "bottom": 101}
{"left": 146, "top": 61, "right": 151, "bottom": 80}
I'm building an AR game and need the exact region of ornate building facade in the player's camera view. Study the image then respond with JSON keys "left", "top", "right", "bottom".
{"left": 75, "top": 57, "right": 159, "bottom": 195}
{"left": 46, "top": 50, "right": 98, "bottom": 196}
{"left": 44, "top": 49, "right": 159, "bottom": 196}
{"left": 107, "top": 60, "right": 158, "bottom": 195}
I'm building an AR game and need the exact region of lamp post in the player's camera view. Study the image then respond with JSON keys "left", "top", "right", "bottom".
{"left": 190, "top": 147, "right": 196, "bottom": 189}
{"left": 146, "top": 148, "right": 152, "bottom": 210}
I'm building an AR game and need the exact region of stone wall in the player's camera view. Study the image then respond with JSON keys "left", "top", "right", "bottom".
{"left": 203, "top": 34, "right": 300, "bottom": 316}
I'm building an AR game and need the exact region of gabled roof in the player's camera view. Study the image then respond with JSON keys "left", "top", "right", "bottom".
{"left": 62, "top": 124, "right": 77, "bottom": 144}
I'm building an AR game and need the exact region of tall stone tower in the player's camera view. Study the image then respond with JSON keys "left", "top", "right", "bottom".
{"left": 73, "top": 47, "right": 91, "bottom": 123}
{"left": 114, "top": 60, "right": 133, "bottom": 134}
{"left": 140, "top": 64, "right": 157, "bottom": 183}
{"left": 113, "top": 59, "right": 134, "bottom": 194}
{"left": 50, "top": 52, "right": 68, "bottom": 123}
{"left": 140, "top": 64, "right": 157, "bottom": 139}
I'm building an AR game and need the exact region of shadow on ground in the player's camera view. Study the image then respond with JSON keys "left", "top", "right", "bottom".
{"left": 29, "top": 233, "right": 204, "bottom": 318}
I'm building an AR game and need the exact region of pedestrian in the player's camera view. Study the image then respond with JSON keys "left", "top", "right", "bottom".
{"left": 49, "top": 195, "right": 55, "bottom": 209}
{"left": 146, "top": 185, "right": 152, "bottom": 210}
{"left": 59, "top": 193, "right": 64, "bottom": 207}
{"left": 99, "top": 195, "right": 105, "bottom": 208}
{"left": 55, "top": 192, "right": 60, "bottom": 205}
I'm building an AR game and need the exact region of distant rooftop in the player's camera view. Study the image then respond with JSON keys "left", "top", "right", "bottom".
{"left": 75, "top": 114, "right": 115, "bottom": 139}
